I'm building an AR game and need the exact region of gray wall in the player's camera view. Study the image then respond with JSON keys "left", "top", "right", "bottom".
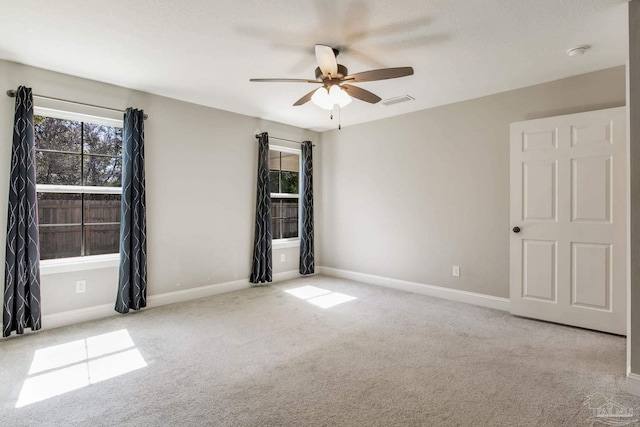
{"left": 318, "top": 66, "right": 626, "bottom": 298}
{"left": 0, "top": 59, "right": 627, "bottom": 317}
{"left": 0, "top": 59, "right": 319, "bottom": 316}
{"left": 629, "top": 0, "right": 640, "bottom": 375}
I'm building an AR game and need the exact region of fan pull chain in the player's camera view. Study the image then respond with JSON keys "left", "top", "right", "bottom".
{"left": 328, "top": 106, "right": 341, "bottom": 130}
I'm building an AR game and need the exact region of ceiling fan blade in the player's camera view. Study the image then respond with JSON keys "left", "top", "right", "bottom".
{"left": 315, "top": 44, "right": 338, "bottom": 77}
{"left": 341, "top": 84, "right": 381, "bottom": 104}
{"left": 344, "top": 67, "right": 414, "bottom": 82}
{"left": 293, "top": 88, "right": 319, "bottom": 106}
{"left": 250, "top": 78, "right": 321, "bottom": 83}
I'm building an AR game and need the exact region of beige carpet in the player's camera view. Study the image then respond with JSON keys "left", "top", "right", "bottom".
{"left": 0, "top": 275, "right": 637, "bottom": 426}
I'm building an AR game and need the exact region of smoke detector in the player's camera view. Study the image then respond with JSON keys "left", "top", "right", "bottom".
{"left": 566, "top": 46, "right": 589, "bottom": 57}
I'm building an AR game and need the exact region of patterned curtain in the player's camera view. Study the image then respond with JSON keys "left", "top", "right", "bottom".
{"left": 115, "top": 108, "right": 147, "bottom": 313}
{"left": 3, "top": 86, "right": 41, "bottom": 337}
{"left": 299, "top": 140, "right": 314, "bottom": 275}
{"left": 250, "top": 132, "right": 272, "bottom": 284}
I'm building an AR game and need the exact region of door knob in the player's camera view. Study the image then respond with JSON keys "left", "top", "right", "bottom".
{"left": 513, "top": 226, "right": 521, "bottom": 233}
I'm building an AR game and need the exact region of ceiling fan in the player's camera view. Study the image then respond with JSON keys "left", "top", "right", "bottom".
{"left": 250, "top": 44, "right": 414, "bottom": 110}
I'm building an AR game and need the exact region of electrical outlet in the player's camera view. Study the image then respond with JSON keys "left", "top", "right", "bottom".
{"left": 280, "top": 253, "right": 286, "bottom": 262}
{"left": 452, "top": 266, "right": 460, "bottom": 277}
{"left": 76, "top": 280, "right": 86, "bottom": 293}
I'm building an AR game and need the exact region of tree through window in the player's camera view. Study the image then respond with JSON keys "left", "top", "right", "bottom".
{"left": 269, "top": 148, "right": 300, "bottom": 240}
{"left": 34, "top": 115, "right": 123, "bottom": 260}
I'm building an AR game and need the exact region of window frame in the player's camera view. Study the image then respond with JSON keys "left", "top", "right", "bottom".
{"left": 269, "top": 144, "right": 301, "bottom": 247}
{"left": 34, "top": 106, "right": 123, "bottom": 269}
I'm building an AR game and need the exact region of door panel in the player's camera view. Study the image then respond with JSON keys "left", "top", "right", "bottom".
{"left": 571, "top": 156, "right": 611, "bottom": 223}
{"left": 570, "top": 121, "right": 612, "bottom": 147}
{"left": 523, "top": 161, "right": 557, "bottom": 221}
{"left": 510, "top": 107, "right": 626, "bottom": 335}
{"left": 571, "top": 242, "right": 611, "bottom": 310}
{"left": 523, "top": 129, "right": 558, "bottom": 151}
{"left": 522, "top": 239, "right": 557, "bottom": 302}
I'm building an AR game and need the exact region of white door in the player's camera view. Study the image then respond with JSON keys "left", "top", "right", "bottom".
{"left": 510, "top": 107, "right": 626, "bottom": 335}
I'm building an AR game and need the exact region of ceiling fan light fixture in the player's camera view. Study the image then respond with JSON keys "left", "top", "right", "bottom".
{"left": 250, "top": 44, "right": 413, "bottom": 109}
{"left": 311, "top": 85, "right": 352, "bottom": 110}
{"left": 329, "top": 84, "right": 352, "bottom": 108}
{"left": 311, "top": 87, "right": 334, "bottom": 110}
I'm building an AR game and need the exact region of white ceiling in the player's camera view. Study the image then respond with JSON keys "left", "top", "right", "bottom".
{"left": 0, "top": 0, "right": 629, "bottom": 132}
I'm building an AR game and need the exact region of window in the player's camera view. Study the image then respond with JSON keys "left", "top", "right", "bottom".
{"left": 269, "top": 147, "right": 300, "bottom": 240}
{"left": 34, "top": 113, "right": 123, "bottom": 260}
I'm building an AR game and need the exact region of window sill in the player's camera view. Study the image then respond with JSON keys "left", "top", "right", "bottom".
{"left": 272, "top": 239, "right": 300, "bottom": 250}
{"left": 40, "top": 253, "right": 120, "bottom": 275}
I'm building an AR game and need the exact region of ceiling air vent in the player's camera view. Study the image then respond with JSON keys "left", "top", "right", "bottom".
{"left": 382, "top": 95, "right": 415, "bottom": 106}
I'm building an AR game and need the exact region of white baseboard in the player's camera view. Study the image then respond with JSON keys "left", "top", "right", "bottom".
{"left": 43, "top": 303, "right": 116, "bottom": 331}
{"left": 318, "top": 266, "right": 510, "bottom": 312}
{"left": 146, "top": 279, "right": 251, "bottom": 308}
{"left": 31, "top": 269, "right": 302, "bottom": 334}
{"left": 627, "top": 373, "right": 640, "bottom": 396}
{"left": 13, "top": 267, "right": 506, "bottom": 336}
{"left": 145, "top": 269, "right": 301, "bottom": 307}
{"left": 273, "top": 269, "right": 304, "bottom": 282}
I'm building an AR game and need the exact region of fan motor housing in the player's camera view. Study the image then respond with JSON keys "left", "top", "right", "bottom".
{"left": 315, "top": 64, "right": 348, "bottom": 80}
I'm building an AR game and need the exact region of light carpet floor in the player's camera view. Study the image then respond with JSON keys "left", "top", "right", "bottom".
{"left": 0, "top": 275, "right": 637, "bottom": 426}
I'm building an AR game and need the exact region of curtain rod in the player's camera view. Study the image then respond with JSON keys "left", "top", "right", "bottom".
{"left": 255, "top": 134, "right": 315, "bottom": 146}
{"left": 6, "top": 89, "right": 148, "bottom": 120}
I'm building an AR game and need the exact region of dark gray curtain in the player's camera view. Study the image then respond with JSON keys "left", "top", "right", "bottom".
{"left": 250, "top": 132, "right": 272, "bottom": 284}
{"left": 299, "top": 140, "right": 314, "bottom": 275}
{"left": 3, "top": 86, "right": 41, "bottom": 337}
{"left": 115, "top": 108, "right": 147, "bottom": 313}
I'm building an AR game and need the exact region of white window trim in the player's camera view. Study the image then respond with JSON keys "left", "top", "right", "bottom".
{"left": 271, "top": 192, "right": 298, "bottom": 199}
{"left": 40, "top": 253, "right": 120, "bottom": 275}
{"left": 35, "top": 108, "right": 124, "bottom": 265}
{"left": 272, "top": 145, "right": 300, "bottom": 155}
{"left": 270, "top": 144, "right": 301, "bottom": 246}
{"left": 34, "top": 106, "right": 122, "bottom": 128}
{"left": 37, "top": 184, "right": 122, "bottom": 195}
{"left": 272, "top": 238, "right": 300, "bottom": 249}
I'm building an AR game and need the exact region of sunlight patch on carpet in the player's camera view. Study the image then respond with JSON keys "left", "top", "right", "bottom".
{"left": 16, "top": 329, "right": 147, "bottom": 408}
{"left": 285, "top": 285, "right": 356, "bottom": 308}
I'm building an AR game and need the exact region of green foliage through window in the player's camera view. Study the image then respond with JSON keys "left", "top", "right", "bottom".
{"left": 35, "top": 116, "right": 122, "bottom": 187}
{"left": 35, "top": 115, "right": 123, "bottom": 260}
{"left": 269, "top": 149, "right": 299, "bottom": 239}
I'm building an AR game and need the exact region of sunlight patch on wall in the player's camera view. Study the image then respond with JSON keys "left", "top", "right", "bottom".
{"left": 16, "top": 329, "right": 146, "bottom": 408}
{"left": 285, "top": 285, "right": 356, "bottom": 308}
